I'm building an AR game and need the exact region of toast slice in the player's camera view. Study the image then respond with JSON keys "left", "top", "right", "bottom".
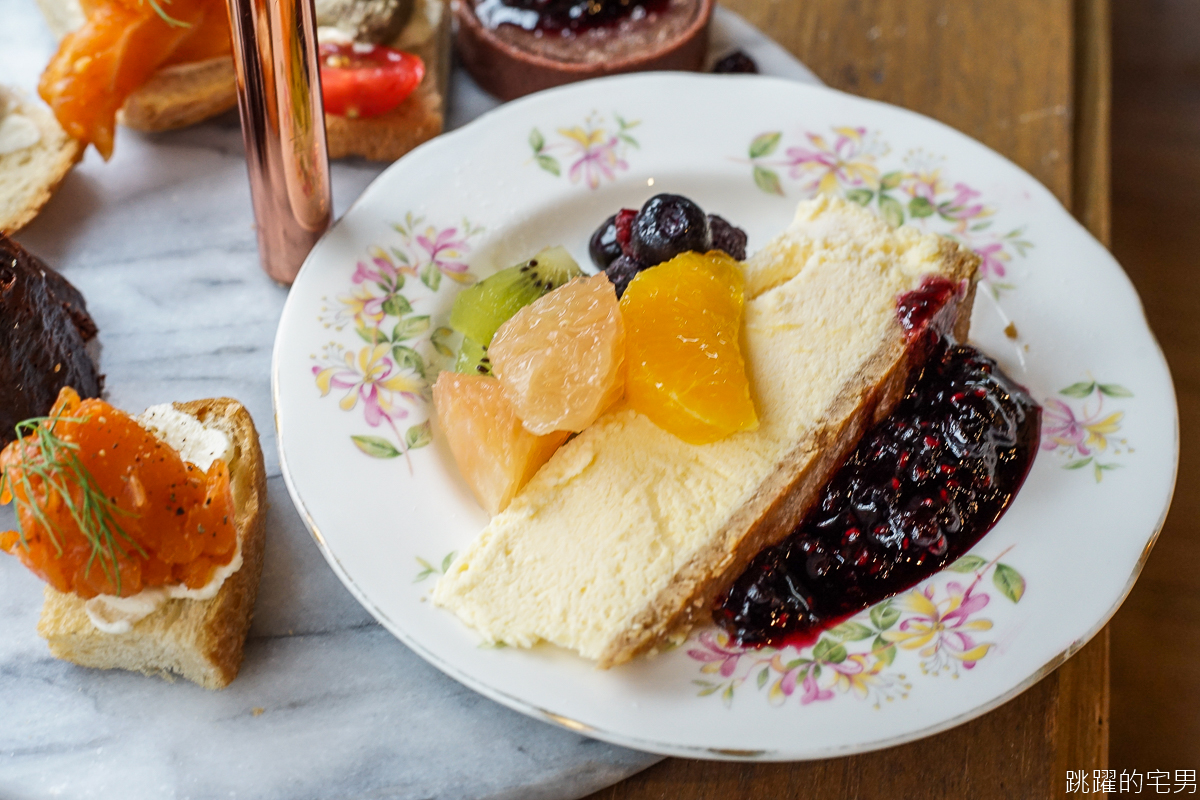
{"left": 116, "top": 57, "right": 239, "bottom": 134}
{"left": 0, "top": 87, "right": 83, "bottom": 235}
{"left": 35, "top": 0, "right": 238, "bottom": 134}
{"left": 36, "top": 0, "right": 238, "bottom": 133}
{"left": 324, "top": 0, "right": 451, "bottom": 161}
{"left": 37, "top": 398, "right": 268, "bottom": 690}
{"left": 432, "top": 196, "right": 980, "bottom": 667}
{"left": 37, "top": 0, "right": 449, "bottom": 161}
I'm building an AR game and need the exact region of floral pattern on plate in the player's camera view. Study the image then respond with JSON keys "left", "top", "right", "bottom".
{"left": 743, "top": 126, "right": 1033, "bottom": 291}
{"left": 312, "top": 213, "right": 484, "bottom": 466}
{"left": 416, "top": 551, "right": 457, "bottom": 583}
{"left": 1042, "top": 380, "right": 1135, "bottom": 482}
{"left": 528, "top": 113, "right": 640, "bottom": 189}
{"left": 689, "top": 550, "right": 1025, "bottom": 708}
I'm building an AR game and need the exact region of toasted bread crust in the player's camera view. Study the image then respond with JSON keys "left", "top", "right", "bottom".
{"left": 37, "top": 398, "right": 268, "bottom": 690}
{"left": 0, "top": 96, "right": 83, "bottom": 235}
{"left": 324, "top": 87, "right": 443, "bottom": 161}
{"left": 117, "top": 57, "right": 239, "bottom": 133}
{"left": 597, "top": 240, "right": 980, "bottom": 667}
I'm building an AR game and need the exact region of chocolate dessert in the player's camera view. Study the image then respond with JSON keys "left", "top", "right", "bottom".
{"left": 0, "top": 234, "right": 102, "bottom": 444}
{"left": 453, "top": 0, "right": 714, "bottom": 100}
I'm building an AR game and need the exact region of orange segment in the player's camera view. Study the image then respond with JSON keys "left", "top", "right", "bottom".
{"left": 433, "top": 373, "right": 570, "bottom": 515}
{"left": 619, "top": 251, "right": 758, "bottom": 444}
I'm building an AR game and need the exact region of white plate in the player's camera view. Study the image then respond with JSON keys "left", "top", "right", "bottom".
{"left": 272, "top": 74, "right": 1177, "bottom": 760}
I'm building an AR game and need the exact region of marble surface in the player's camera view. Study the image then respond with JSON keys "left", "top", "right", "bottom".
{"left": 0, "top": 7, "right": 816, "bottom": 799}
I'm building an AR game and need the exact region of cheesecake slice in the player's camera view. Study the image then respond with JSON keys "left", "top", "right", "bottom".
{"left": 433, "top": 195, "right": 980, "bottom": 667}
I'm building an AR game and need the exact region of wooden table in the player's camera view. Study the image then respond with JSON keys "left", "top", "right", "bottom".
{"left": 587, "top": 1, "right": 1112, "bottom": 797}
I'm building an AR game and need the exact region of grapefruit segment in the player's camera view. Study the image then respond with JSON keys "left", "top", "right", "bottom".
{"left": 433, "top": 372, "right": 569, "bottom": 515}
{"left": 489, "top": 273, "right": 625, "bottom": 435}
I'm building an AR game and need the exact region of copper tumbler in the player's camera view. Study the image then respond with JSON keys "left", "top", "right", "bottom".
{"left": 225, "top": 0, "right": 332, "bottom": 285}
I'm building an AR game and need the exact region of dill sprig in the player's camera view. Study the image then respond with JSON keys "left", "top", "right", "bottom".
{"left": 0, "top": 410, "right": 144, "bottom": 596}
{"left": 145, "top": 0, "right": 192, "bottom": 29}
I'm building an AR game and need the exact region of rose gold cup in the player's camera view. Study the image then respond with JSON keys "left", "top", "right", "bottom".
{"left": 225, "top": 0, "right": 332, "bottom": 285}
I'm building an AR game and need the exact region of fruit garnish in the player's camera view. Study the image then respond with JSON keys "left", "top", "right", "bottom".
{"left": 605, "top": 254, "right": 647, "bottom": 299}
{"left": 0, "top": 387, "right": 237, "bottom": 599}
{"left": 433, "top": 373, "right": 569, "bottom": 514}
{"left": 592, "top": 197, "right": 748, "bottom": 297}
{"left": 38, "top": 0, "right": 231, "bottom": 159}
{"left": 588, "top": 210, "right": 630, "bottom": 269}
{"left": 318, "top": 43, "right": 425, "bottom": 119}
{"left": 454, "top": 337, "right": 493, "bottom": 376}
{"left": 619, "top": 251, "right": 758, "bottom": 445}
{"left": 489, "top": 272, "right": 626, "bottom": 435}
{"left": 708, "top": 214, "right": 748, "bottom": 260}
{"left": 629, "top": 194, "right": 712, "bottom": 266}
{"left": 712, "top": 50, "right": 759, "bottom": 74}
{"left": 449, "top": 245, "right": 583, "bottom": 366}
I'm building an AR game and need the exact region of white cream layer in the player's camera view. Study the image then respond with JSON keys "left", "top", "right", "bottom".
{"left": 84, "top": 405, "right": 239, "bottom": 634}
{"left": 0, "top": 87, "right": 41, "bottom": 156}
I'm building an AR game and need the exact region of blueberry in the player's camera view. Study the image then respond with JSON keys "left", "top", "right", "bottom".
{"left": 712, "top": 50, "right": 759, "bottom": 74}
{"left": 588, "top": 214, "right": 622, "bottom": 269}
{"left": 604, "top": 254, "right": 648, "bottom": 299}
{"left": 708, "top": 214, "right": 748, "bottom": 260}
{"left": 629, "top": 194, "right": 712, "bottom": 267}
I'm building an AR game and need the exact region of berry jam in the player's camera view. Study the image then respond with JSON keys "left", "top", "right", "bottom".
{"left": 897, "top": 275, "right": 960, "bottom": 340}
{"left": 714, "top": 340, "right": 1041, "bottom": 648}
{"left": 475, "top": 0, "right": 669, "bottom": 33}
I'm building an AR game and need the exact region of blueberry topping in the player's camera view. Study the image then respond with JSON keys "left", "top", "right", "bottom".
{"left": 604, "top": 254, "right": 648, "bottom": 299}
{"left": 708, "top": 214, "right": 748, "bottom": 260}
{"left": 630, "top": 194, "right": 712, "bottom": 267}
{"left": 712, "top": 50, "right": 759, "bottom": 74}
{"left": 588, "top": 214, "right": 622, "bottom": 270}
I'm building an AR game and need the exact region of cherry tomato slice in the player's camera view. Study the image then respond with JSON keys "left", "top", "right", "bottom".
{"left": 319, "top": 43, "right": 425, "bottom": 119}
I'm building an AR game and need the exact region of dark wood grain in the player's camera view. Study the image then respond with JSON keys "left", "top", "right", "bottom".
{"left": 584, "top": 2, "right": 1112, "bottom": 797}
{"left": 721, "top": 0, "right": 1074, "bottom": 204}
{"left": 1108, "top": 0, "right": 1200, "bottom": 772}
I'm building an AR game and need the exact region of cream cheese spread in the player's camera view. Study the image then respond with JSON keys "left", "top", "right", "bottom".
{"left": 84, "top": 405, "right": 240, "bottom": 634}
{"left": 0, "top": 87, "right": 41, "bottom": 156}
{"left": 316, "top": 25, "right": 356, "bottom": 45}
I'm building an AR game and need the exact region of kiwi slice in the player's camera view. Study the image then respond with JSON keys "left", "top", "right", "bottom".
{"left": 449, "top": 246, "right": 583, "bottom": 346}
{"left": 455, "top": 337, "right": 492, "bottom": 375}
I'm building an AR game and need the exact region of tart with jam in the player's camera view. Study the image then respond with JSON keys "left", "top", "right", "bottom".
{"left": 453, "top": 0, "right": 714, "bottom": 100}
